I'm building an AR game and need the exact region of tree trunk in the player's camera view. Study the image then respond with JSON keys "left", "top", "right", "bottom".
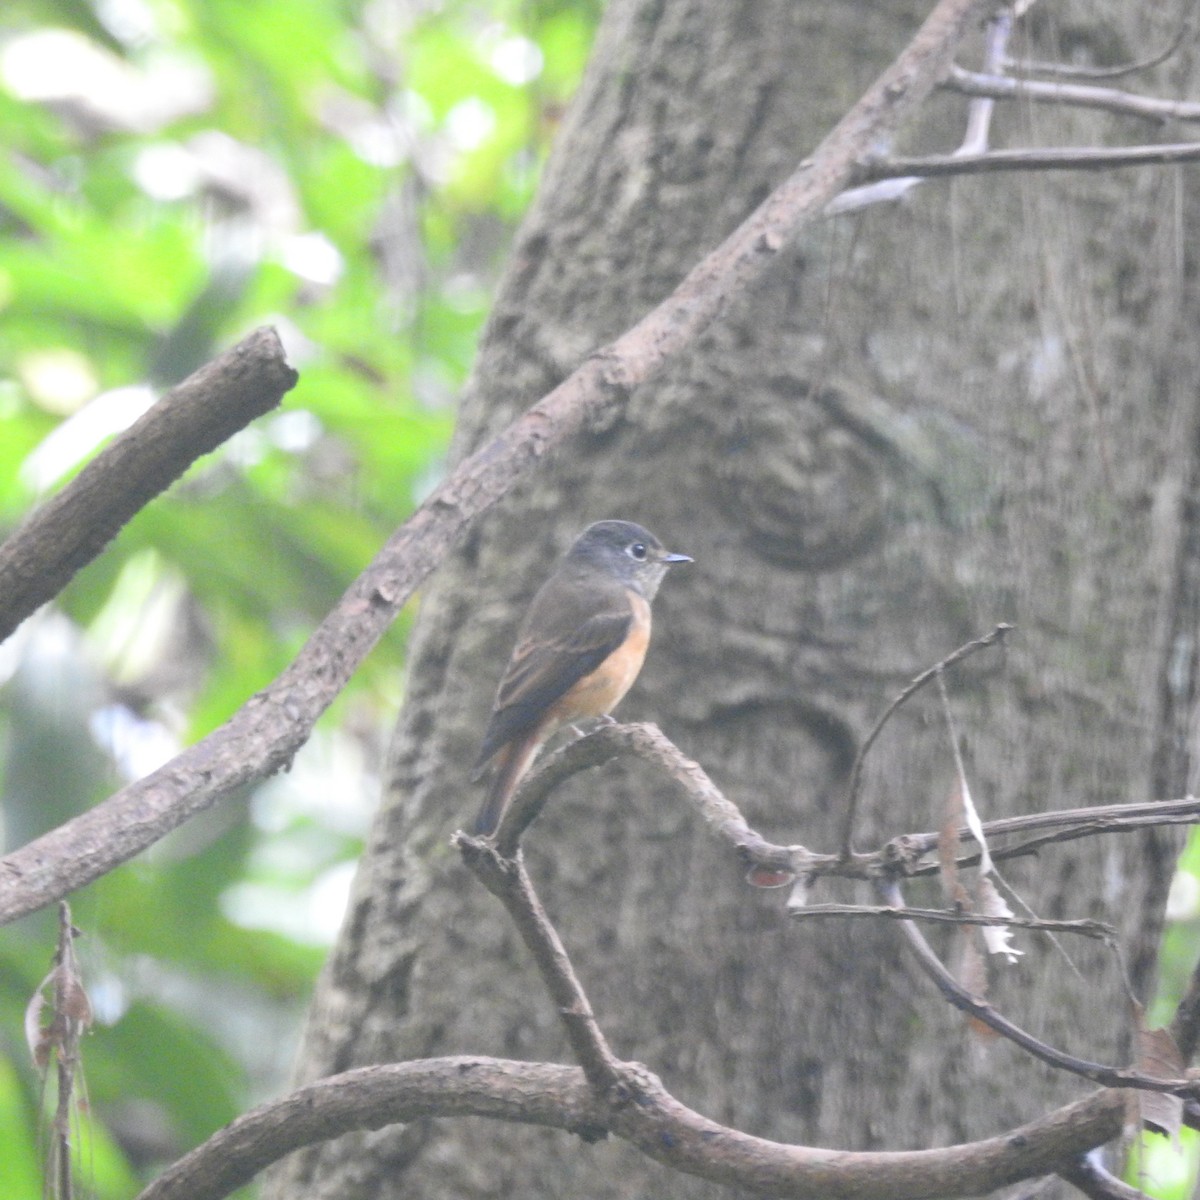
{"left": 268, "top": 1, "right": 1199, "bottom": 1195}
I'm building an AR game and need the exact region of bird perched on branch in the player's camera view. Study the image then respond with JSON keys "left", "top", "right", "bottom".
{"left": 471, "top": 520, "right": 691, "bottom": 836}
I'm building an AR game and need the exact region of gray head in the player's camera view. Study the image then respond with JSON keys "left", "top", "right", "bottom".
{"left": 565, "top": 519, "right": 691, "bottom": 600}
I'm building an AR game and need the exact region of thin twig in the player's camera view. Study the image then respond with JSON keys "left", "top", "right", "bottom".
{"left": 945, "top": 66, "right": 1200, "bottom": 125}
{"left": 862, "top": 141, "right": 1200, "bottom": 180}
{"left": 1003, "top": 11, "right": 1193, "bottom": 82}
{"left": 790, "top": 903, "right": 1115, "bottom": 940}
{"left": 958, "top": 11, "right": 1011, "bottom": 154}
{"left": 894, "top": 796, "right": 1200, "bottom": 872}
{"left": 877, "top": 879, "right": 1198, "bottom": 1098}
{"left": 839, "top": 624, "right": 1012, "bottom": 858}
{"left": 827, "top": 12, "right": 1013, "bottom": 216}
{"left": 990, "top": 866, "right": 1087, "bottom": 985}
{"left": 486, "top": 721, "right": 838, "bottom": 880}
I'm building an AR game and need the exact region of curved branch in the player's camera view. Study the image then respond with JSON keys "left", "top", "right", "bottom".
{"left": 135, "top": 1056, "right": 1126, "bottom": 1200}
{"left": 0, "top": 327, "right": 296, "bottom": 645}
{"left": 840, "top": 624, "right": 1012, "bottom": 857}
{"left": 878, "top": 880, "right": 1198, "bottom": 1098}
{"left": 1057, "top": 1153, "right": 1149, "bottom": 1200}
{"left": 0, "top": 0, "right": 990, "bottom": 926}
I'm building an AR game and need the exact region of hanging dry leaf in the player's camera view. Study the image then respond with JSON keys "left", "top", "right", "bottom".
{"left": 24, "top": 970, "right": 53, "bottom": 1070}
{"left": 976, "top": 877, "right": 1023, "bottom": 964}
{"left": 938, "top": 779, "right": 965, "bottom": 904}
{"left": 27, "top": 902, "right": 93, "bottom": 1069}
{"left": 1133, "top": 1006, "right": 1184, "bottom": 1142}
{"left": 951, "top": 926, "right": 998, "bottom": 1041}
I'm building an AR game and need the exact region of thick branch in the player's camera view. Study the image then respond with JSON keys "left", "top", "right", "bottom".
{"left": 134, "top": 1056, "right": 1126, "bottom": 1200}
{"left": 0, "top": 0, "right": 991, "bottom": 925}
{"left": 0, "top": 327, "right": 296, "bottom": 644}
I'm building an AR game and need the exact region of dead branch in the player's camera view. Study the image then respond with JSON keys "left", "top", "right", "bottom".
{"left": 789, "top": 904, "right": 1115, "bottom": 941}
{"left": 877, "top": 880, "right": 1198, "bottom": 1098}
{"left": 891, "top": 796, "right": 1200, "bottom": 878}
{"left": 0, "top": 0, "right": 992, "bottom": 927}
{"left": 481, "top": 720, "right": 1200, "bottom": 888}
{"left": 943, "top": 66, "right": 1200, "bottom": 124}
{"left": 481, "top": 719, "right": 1200, "bottom": 1103}
{"left": 839, "top": 624, "right": 1013, "bottom": 857}
{"left": 1003, "top": 10, "right": 1193, "bottom": 82}
{"left": 0, "top": 327, "right": 296, "bottom": 646}
{"left": 862, "top": 141, "right": 1200, "bottom": 180}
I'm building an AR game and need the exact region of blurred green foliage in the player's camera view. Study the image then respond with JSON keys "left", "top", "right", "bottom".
{"left": 0, "top": 0, "right": 597, "bottom": 1193}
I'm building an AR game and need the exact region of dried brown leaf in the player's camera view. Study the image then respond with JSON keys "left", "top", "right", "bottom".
{"left": 938, "top": 779, "right": 964, "bottom": 903}
{"left": 24, "top": 970, "right": 53, "bottom": 1070}
{"left": 951, "top": 925, "right": 998, "bottom": 1041}
{"left": 1134, "top": 1009, "right": 1184, "bottom": 1141}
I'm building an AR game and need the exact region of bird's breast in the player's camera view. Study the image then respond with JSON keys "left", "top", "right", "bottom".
{"left": 550, "top": 592, "right": 651, "bottom": 724}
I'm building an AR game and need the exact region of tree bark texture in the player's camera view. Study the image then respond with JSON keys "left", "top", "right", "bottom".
{"left": 269, "top": 1, "right": 1200, "bottom": 1196}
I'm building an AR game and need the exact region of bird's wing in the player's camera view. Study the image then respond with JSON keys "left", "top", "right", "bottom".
{"left": 472, "top": 572, "right": 632, "bottom": 774}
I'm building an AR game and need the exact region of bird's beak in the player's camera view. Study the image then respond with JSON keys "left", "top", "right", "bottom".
{"left": 662, "top": 552, "right": 693, "bottom": 564}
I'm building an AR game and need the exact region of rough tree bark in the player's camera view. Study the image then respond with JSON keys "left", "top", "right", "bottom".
{"left": 268, "top": 1, "right": 1200, "bottom": 1196}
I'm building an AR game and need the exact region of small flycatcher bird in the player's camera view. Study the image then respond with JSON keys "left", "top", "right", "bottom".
{"left": 471, "top": 519, "right": 691, "bottom": 835}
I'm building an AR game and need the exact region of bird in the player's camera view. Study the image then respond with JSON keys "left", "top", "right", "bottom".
{"left": 471, "top": 519, "right": 691, "bottom": 836}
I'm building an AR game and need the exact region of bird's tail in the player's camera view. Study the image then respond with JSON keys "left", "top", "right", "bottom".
{"left": 473, "top": 736, "right": 538, "bottom": 835}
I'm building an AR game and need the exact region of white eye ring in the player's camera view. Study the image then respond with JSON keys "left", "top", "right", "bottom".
{"left": 627, "top": 542, "right": 648, "bottom": 560}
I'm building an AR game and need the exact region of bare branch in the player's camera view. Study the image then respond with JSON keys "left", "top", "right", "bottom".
{"left": 0, "top": 327, "right": 297, "bottom": 646}
{"left": 1003, "top": 10, "right": 1194, "bottom": 82}
{"left": 485, "top": 722, "right": 1200, "bottom": 889}
{"left": 944, "top": 66, "right": 1200, "bottom": 124}
{"left": 839, "top": 624, "right": 1012, "bottom": 857}
{"left": 826, "top": 12, "right": 1012, "bottom": 218}
{"left": 456, "top": 838, "right": 622, "bottom": 1090}
{"left": 790, "top": 904, "right": 1115, "bottom": 941}
{"left": 0, "top": 0, "right": 992, "bottom": 927}
{"left": 862, "top": 141, "right": 1200, "bottom": 180}
{"left": 877, "top": 880, "right": 1199, "bottom": 1098}
{"left": 133, "top": 1054, "right": 1127, "bottom": 1200}
{"left": 894, "top": 796, "right": 1200, "bottom": 877}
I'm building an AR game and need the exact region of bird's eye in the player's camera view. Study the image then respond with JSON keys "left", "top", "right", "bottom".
{"left": 627, "top": 542, "right": 648, "bottom": 560}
